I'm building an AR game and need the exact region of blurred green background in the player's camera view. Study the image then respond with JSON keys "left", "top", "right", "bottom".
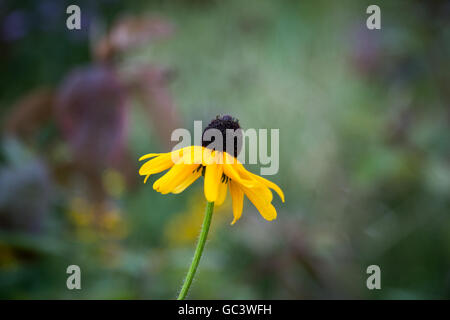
{"left": 1, "top": 0, "right": 449, "bottom": 299}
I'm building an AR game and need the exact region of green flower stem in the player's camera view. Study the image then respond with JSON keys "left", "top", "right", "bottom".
{"left": 177, "top": 201, "right": 214, "bottom": 300}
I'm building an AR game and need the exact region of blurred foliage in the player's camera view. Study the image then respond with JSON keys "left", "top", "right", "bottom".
{"left": 1, "top": 0, "right": 449, "bottom": 299}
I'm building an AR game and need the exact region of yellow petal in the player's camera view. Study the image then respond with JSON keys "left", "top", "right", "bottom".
{"left": 232, "top": 163, "right": 285, "bottom": 202}
{"left": 235, "top": 165, "right": 273, "bottom": 202}
{"left": 154, "top": 163, "right": 198, "bottom": 194}
{"left": 230, "top": 164, "right": 273, "bottom": 202}
{"left": 139, "top": 153, "right": 160, "bottom": 161}
{"left": 223, "top": 152, "right": 240, "bottom": 165}
{"left": 202, "top": 147, "right": 217, "bottom": 165}
{"left": 153, "top": 163, "right": 184, "bottom": 191}
{"left": 246, "top": 171, "right": 285, "bottom": 203}
{"left": 139, "top": 153, "right": 175, "bottom": 177}
{"left": 168, "top": 147, "right": 185, "bottom": 164}
{"left": 242, "top": 186, "right": 277, "bottom": 221}
{"left": 229, "top": 181, "right": 244, "bottom": 225}
{"left": 204, "top": 163, "right": 223, "bottom": 202}
{"left": 223, "top": 163, "right": 256, "bottom": 188}
{"left": 181, "top": 145, "right": 205, "bottom": 165}
{"left": 171, "top": 170, "right": 201, "bottom": 194}
{"left": 215, "top": 181, "right": 228, "bottom": 206}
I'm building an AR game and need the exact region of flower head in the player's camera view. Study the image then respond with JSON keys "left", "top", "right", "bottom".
{"left": 139, "top": 116, "right": 284, "bottom": 224}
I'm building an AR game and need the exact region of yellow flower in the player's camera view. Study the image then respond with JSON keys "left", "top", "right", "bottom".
{"left": 139, "top": 145, "right": 284, "bottom": 224}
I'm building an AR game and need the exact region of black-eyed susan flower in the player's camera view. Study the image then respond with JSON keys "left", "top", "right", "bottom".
{"left": 139, "top": 116, "right": 284, "bottom": 224}
{"left": 138, "top": 115, "right": 284, "bottom": 299}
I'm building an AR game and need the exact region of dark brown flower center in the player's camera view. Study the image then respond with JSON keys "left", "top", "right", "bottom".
{"left": 201, "top": 115, "right": 242, "bottom": 157}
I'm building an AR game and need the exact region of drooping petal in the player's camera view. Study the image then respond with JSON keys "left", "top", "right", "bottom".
{"left": 256, "top": 184, "right": 273, "bottom": 202}
{"left": 223, "top": 163, "right": 256, "bottom": 188}
{"left": 223, "top": 151, "right": 240, "bottom": 165}
{"left": 139, "top": 153, "right": 175, "bottom": 178}
{"left": 164, "top": 164, "right": 198, "bottom": 194}
{"left": 229, "top": 181, "right": 244, "bottom": 225}
{"left": 215, "top": 181, "right": 228, "bottom": 206}
{"left": 153, "top": 163, "right": 198, "bottom": 194}
{"left": 139, "top": 153, "right": 160, "bottom": 161}
{"left": 152, "top": 163, "right": 182, "bottom": 192}
{"left": 242, "top": 185, "right": 277, "bottom": 221}
{"left": 227, "top": 164, "right": 271, "bottom": 201}
{"left": 204, "top": 162, "right": 223, "bottom": 202}
{"left": 171, "top": 170, "right": 201, "bottom": 194}
{"left": 168, "top": 147, "right": 185, "bottom": 164}
{"left": 245, "top": 170, "right": 285, "bottom": 202}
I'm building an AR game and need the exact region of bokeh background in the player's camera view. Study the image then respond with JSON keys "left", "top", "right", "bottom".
{"left": 1, "top": 0, "right": 449, "bottom": 299}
